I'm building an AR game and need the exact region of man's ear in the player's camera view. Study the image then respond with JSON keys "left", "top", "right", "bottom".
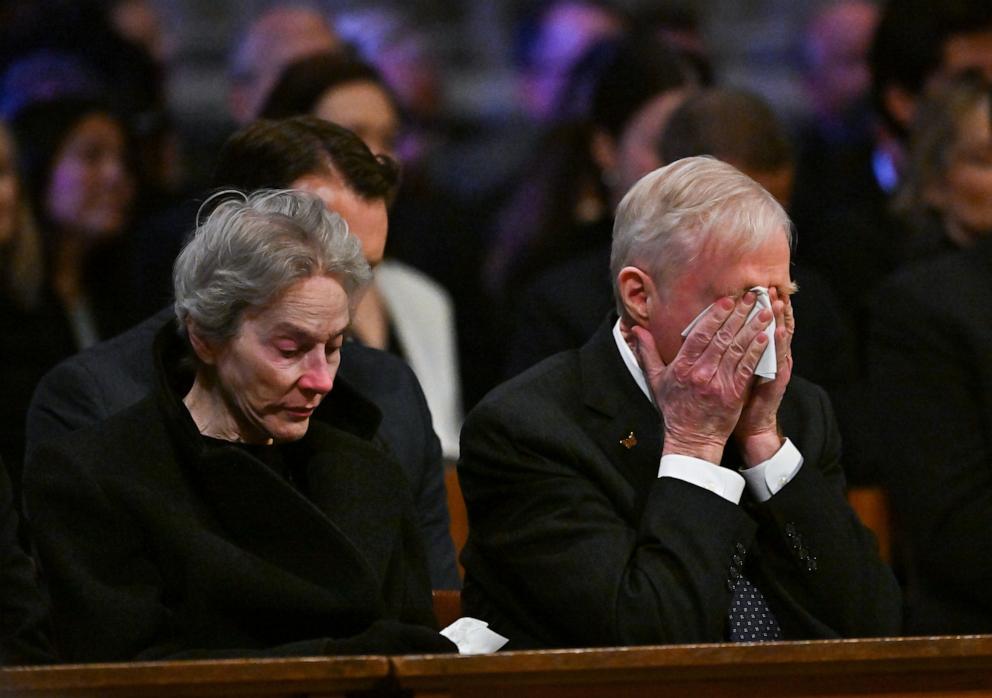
{"left": 616, "top": 266, "right": 655, "bottom": 325}
{"left": 186, "top": 320, "right": 217, "bottom": 366}
{"left": 590, "top": 127, "right": 619, "bottom": 175}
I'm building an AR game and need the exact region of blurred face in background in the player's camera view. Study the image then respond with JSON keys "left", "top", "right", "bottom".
{"left": 612, "top": 90, "right": 689, "bottom": 199}
{"left": 0, "top": 127, "right": 18, "bottom": 246}
{"left": 593, "top": 89, "right": 689, "bottom": 208}
{"left": 522, "top": 1, "right": 626, "bottom": 121}
{"left": 314, "top": 80, "right": 400, "bottom": 160}
{"left": 46, "top": 113, "right": 134, "bottom": 242}
{"left": 292, "top": 171, "right": 389, "bottom": 266}
{"left": 804, "top": 0, "right": 878, "bottom": 120}
{"left": 929, "top": 95, "right": 992, "bottom": 244}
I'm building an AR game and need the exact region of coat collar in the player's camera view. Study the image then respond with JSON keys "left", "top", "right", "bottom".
{"left": 577, "top": 316, "right": 664, "bottom": 490}
{"left": 148, "top": 322, "right": 398, "bottom": 613}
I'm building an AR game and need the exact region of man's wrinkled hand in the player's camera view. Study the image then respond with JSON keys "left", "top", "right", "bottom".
{"left": 734, "top": 287, "right": 795, "bottom": 465}
{"left": 627, "top": 291, "right": 773, "bottom": 464}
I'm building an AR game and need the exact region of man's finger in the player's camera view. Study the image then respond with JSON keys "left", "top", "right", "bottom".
{"left": 698, "top": 291, "right": 759, "bottom": 365}
{"left": 733, "top": 328, "right": 769, "bottom": 394}
{"left": 679, "top": 296, "right": 736, "bottom": 363}
{"left": 630, "top": 324, "right": 667, "bottom": 379}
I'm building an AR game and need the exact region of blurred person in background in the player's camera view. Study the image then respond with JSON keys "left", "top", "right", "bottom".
{"left": 10, "top": 98, "right": 139, "bottom": 347}
{"left": 0, "top": 2, "right": 188, "bottom": 326}
{"left": 0, "top": 121, "right": 44, "bottom": 495}
{"left": 515, "top": 0, "right": 628, "bottom": 124}
{"left": 501, "top": 34, "right": 689, "bottom": 378}
{"left": 797, "top": 0, "right": 879, "bottom": 146}
{"left": 2, "top": 101, "right": 138, "bottom": 488}
{"left": 790, "top": 0, "right": 992, "bottom": 360}
{"left": 227, "top": 4, "right": 341, "bottom": 126}
{"left": 262, "top": 54, "right": 462, "bottom": 460}
{"left": 868, "top": 70, "right": 992, "bottom": 634}
{"left": 892, "top": 69, "right": 992, "bottom": 257}
{"left": 334, "top": 6, "right": 446, "bottom": 169}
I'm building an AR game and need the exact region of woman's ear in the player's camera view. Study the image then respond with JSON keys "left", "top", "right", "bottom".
{"left": 186, "top": 319, "right": 216, "bottom": 366}
{"left": 616, "top": 266, "right": 654, "bottom": 325}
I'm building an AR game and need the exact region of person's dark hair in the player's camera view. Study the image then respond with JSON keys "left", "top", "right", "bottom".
{"left": 869, "top": 0, "right": 992, "bottom": 136}
{"left": 10, "top": 97, "right": 129, "bottom": 237}
{"left": 212, "top": 115, "right": 400, "bottom": 204}
{"left": 258, "top": 52, "right": 396, "bottom": 121}
{"left": 590, "top": 33, "right": 686, "bottom": 138}
{"left": 659, "top": 88, "right": 794, "bottom": 172}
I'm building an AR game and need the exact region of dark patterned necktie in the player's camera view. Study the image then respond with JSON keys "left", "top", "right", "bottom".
{"left": 727, "top": 575, "right": 783, "bottom": 641}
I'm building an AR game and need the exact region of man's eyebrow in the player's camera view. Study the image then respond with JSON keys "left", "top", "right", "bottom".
{"left": 720, "top": 282, "right": 800, "bottom": 299}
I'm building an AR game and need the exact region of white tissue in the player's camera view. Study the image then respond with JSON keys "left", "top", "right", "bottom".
{"left": 680, "top": 286, "right": 777, "bottom": 381}
{"left": 440, "top": 617, "right": 509, "bottom": 654}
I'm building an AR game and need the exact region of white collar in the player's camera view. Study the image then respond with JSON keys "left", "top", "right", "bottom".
{"left": 612, "top": 319, "right": 656, "bottom": 409}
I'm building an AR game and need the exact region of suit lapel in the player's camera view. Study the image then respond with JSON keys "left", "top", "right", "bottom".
{"left": 578, "top": 318, "right": 663, "bottom": 493}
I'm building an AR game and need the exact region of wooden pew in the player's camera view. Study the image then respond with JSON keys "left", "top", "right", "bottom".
{"left": 846, "top": 486, "right": 893, "bottom": 564}
{"left": 391, "top": 635, "right": 992, "bottom": 697}
{"left": 0, "top": 655, "right": 391, "bottom": 697}
{"left": 5, "top": 636, "right": 992, "bottom": 697}
{"left": 444, "top": 463, "right": 467, "bottom": 579}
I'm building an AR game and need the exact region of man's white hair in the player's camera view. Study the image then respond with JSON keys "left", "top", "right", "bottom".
{"left": 610, "top": 156, "right": 792, "bottom": 310}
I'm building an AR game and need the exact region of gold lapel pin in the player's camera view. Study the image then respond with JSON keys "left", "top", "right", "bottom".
{"left": 620, "top": 431, "right": 638, "bottom": 449}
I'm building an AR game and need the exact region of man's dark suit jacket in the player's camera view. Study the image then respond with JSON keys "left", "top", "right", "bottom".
{"left": 25, "top": 308, "right": 459, "bottom": 589}
{"left": 869, "top": 235, "right": 992, "bottom": 634}
{"left": 23, "top": 327, "right": 456, "bottom": 662}
{"left": 459, "top": 320, "right": 901, "bottom": 648}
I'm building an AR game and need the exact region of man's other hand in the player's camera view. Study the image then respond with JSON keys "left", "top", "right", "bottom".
{"left": 734, "top": 286, "right": 795, "bottom": 466}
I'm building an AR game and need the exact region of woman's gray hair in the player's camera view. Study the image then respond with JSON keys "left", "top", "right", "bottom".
{"left": 173, "top": 188, "right": 372, "bottom": 342}
{"left": 610, "top": 156, "right": 792, "bottom": 310}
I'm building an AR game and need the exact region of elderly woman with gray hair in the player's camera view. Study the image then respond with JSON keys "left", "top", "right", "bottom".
{"left": 23, "top": 189, "right": 455, "bottom": 662}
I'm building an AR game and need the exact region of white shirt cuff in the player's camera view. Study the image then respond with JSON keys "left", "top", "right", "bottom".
{"left": 658, "top": 455, "right": 746, "bottom": 504}
{"left": 739, "top": 437, "right": 804, "bottom": 502}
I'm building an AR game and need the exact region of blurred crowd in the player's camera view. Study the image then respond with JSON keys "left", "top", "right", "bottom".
{"left": 2, "top": 0, "right": 992, "bottom": 650}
